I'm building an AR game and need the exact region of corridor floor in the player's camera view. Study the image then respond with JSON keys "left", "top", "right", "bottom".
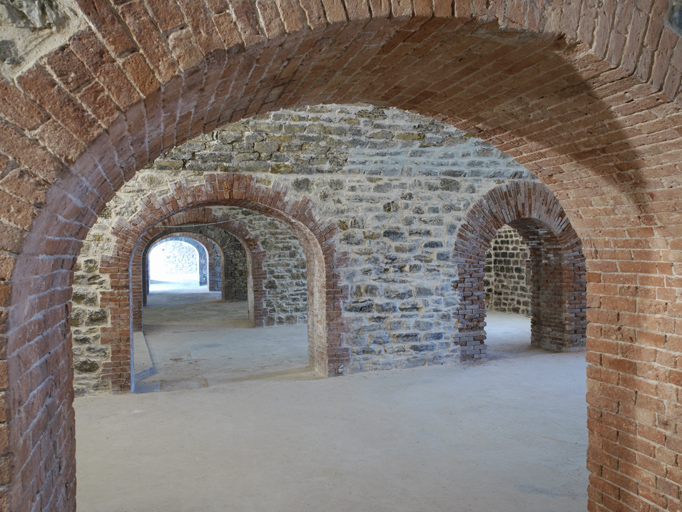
{"left": 76, "top": 307, "right": 588, "bottom": 512}
{"left": 135, "top": 283, "right": 312, "bottom": 392}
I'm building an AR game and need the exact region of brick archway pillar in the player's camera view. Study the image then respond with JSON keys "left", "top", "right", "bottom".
{"left": 452, "top": 181, "right": 586, "bottom": 360}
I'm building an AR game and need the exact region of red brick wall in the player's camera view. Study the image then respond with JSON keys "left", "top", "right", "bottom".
{"left": 0, "top": 1, "right": 681, "bottom": 510}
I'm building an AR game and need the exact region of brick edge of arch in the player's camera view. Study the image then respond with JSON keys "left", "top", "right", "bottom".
{"left": 98, "top": 173, "right": 349, "bottom": 391}
{"left": 452, "top": 180, "right": 587, "bottom": 359}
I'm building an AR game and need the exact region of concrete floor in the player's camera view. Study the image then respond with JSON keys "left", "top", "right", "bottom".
{"left": 76, "top": 292, "right": 588, "bottom": 512}
{"left": 135, "top": 283, "right": 312, "bottom": 392}
{"left": 147, "top": 278, "right": 222, "bottom": 307}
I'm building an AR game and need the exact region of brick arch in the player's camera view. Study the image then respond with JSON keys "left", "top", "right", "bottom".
{"left": 133, "top": 208, "right": 268, "bottom": 330}
{"left": 2, "top": 1, "right": 679, "bottom": 232}
{"left": 97, "top": 173, "right": 346, "bottom": 392}
{"left": 452, "top": 181, "right": 586, "bottom": 358}
{"left": 0, "top": 2, "right": 681, "bottom": 511}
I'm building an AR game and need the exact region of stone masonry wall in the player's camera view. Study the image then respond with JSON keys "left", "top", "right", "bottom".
{"left": 210, "top": 207, "right": 308, "bottom": 322}
{"left": 72, "top": 105, "right": 537, "bottom": 394}
{"left": 484, "top": 226, "right": 531, "bottom": 316}
{"left": 193, "top": 224, "right": 249, "bottom": 301}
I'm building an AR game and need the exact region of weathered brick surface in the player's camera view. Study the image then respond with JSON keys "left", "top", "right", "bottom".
{"left": 117, "top": 1, "right": 179, "bottom": 84}
{"left": 0, "top": 2, "right": 680, "bottom": 511}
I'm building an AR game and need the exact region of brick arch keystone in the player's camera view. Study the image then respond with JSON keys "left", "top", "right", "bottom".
{"left": 452, "top": 181, "right": 586, "bottom": 359}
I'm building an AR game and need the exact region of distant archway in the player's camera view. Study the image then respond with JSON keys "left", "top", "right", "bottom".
{"left": 147, "top": 236, "right": 206, "bottom": 287}
{"left": 131, "top": 208, "right": 268, "bottom": 331}
{"left": 98, "top": 173, "right": 347, "bottom": 393}
{"left": 145, "top": 233, "right": 220, "bottom": 301}
{"left": 452, "top": 181, "right": 586, "bottom": 359}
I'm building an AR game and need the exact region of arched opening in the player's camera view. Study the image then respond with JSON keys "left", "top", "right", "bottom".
{"left": 143, "top": 233, "right": 223, "bottom": 308}
{"left": 129, "top": 205, "right": 312, "bottom": 392}
{"left": 1, "top": 1, "right": 680, "bottom": 508}
{"left": 484, "top": 217, "right": 588, "bottom": 358}
{"left": 130, "top": 211, "right": 263, "bottom": 330}
{"left": 65, "top": 107, "right": 590, "bottom": 511}
{"left": 147, "top": 238, "right": 204, "bottom": 297}
{"left": 453, "top": 181, "right": 587, "bottom": 359}
{"left": 84, "top": 174, "right": 345, "bottom": 393}
{"left": 484, "top": 224, "right": 534, "bottom": 357}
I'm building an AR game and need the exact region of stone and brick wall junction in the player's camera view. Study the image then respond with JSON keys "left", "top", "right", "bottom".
{"left": 73, "top": 105, "right": 551, "bottom": 393}
{"left": 0, "top": 1, "right": 681, "bottom": 511}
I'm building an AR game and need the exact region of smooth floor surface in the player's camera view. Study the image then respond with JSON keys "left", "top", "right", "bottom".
{"left": 137, "top": 285, "right": 312, "bottom": 392}
{"left": 76, "top": 309, "right": 588, "bottom": 512}
{"left": 146, "top": 278, "right": 221, "bottom": 307}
